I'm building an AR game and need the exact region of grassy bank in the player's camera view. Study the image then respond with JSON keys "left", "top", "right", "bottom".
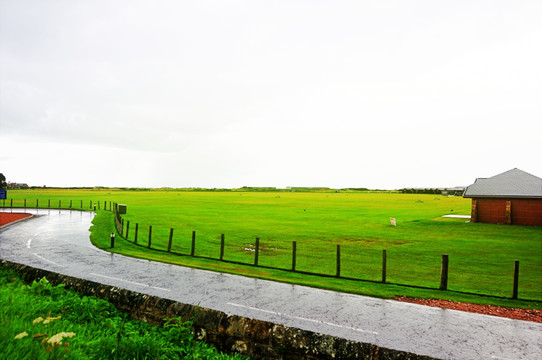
{"left": 0, "top": 266, "right": 247, "bottom": 359}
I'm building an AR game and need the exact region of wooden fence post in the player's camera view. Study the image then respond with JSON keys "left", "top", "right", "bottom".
{"left": 70, "top": 200, "right": 72, "bottom": 208}
{"left": 220, "top": 234, "right": 225, "bottom": 260}
{"left": 191, "top": 231, "right": 196, "bottom": 256}
{"left": 48, "top": 199, "right": 51, "bottom": 209}
{"left": 148, "top": 226, "right": 152, "bottom": 248}
{"left": 126, "top": 221, "right": 130, "bottom": 239}
{"left": 292, "top": 241, "right": 297, "bottom": 271}
{"left": 254, "top": 237, "right": 260, "bottom": 266}
{"left": 513, "top": 260, "right": 520, "bottom": 299}
{"left": 168, "top": 228, "right": 174, "bottom": 252}
{"left": 382, "top": 250, "right": 387, "bottom": 283}
{"left": 121, "top": 218, "right": 124, "bottom": 236}
{"left": 89, "top": 200, "right": 92, "bottom": 209}
{"left": 336, "top": 245, "right": 341, "bottom": 277}
{"left": 80, "top": 200, "right": 83, "bottom": 208}
{"left": 440, "top": 254, "right": 449, "bottom": 290}
{"left": 134, "top": 223, "right": 139, "bottom": 244}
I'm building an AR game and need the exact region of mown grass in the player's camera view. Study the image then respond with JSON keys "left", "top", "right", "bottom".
{"left": 4, "top": 189, "right": 542, "bottom": 307}
{"left": 89, "top": 210, "right": 541, "bottom": 309}
{"left": 0, "top": 266, "right": 247, "bottom": 360}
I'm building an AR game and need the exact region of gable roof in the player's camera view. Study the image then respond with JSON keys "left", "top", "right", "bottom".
{"left": 463, "top": 168, "right": 542, "bottom": 198}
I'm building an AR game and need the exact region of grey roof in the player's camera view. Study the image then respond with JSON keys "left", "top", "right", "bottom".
{"left": 463, "top": 168, "right": 542, "bottom": 198}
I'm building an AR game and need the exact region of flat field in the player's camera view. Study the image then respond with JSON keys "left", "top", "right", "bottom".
{"left": 4, "top": 189, "right": 542, "bottom": 304}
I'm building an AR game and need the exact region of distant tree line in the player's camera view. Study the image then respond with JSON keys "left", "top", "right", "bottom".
{"left": 400, "top": 188, "right": 442, "bottom": 194}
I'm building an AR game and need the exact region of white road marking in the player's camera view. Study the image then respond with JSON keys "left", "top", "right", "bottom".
{"left": 90, "top": 273, "right": 171, "bottom": 292}
{"left": 33, "top": 253, "right": 63, "bottom": 267}
{"left": 151, "top": 286, "right": 172, "bottom": 292}
{"left": 27, "top": 239, "right": 32, "bottom": 249}
{"left": 227, "top": 302, "right": 378, "bottom": 335}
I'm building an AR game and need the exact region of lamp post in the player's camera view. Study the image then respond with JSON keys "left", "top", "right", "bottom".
{"left": 110, "top": 233, "right": 115, "bottom": 248}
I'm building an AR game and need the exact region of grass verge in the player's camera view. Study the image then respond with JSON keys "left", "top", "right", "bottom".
{"left": 0, "top": 266, "right": 247, "bottom": 360}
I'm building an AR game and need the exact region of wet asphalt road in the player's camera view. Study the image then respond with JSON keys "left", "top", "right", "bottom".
{"left": 0, "top": 208, "right": 541, "bottom": 360}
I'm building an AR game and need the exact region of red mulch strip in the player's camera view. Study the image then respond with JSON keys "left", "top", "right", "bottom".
{"left": 0, "top": 212, "right": 32, "bottom": 226}
{"left": 395, "top": 296, "right": 542, "bottom": 323}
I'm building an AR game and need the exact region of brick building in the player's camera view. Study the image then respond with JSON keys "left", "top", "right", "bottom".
{"left": 463, "top": 169, "right": 542, "bottom": 226}
{"left": 463, "top": 168, "right": 542, "bottom": 226}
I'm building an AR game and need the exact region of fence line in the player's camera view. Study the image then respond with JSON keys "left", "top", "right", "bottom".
{"left": 1, "top": 198, "right": 111, "bottom": 211}
{"left": 0, "top": 199, "right": 534, "bottom": 301}
{"left": 109, "top": 202, "right": 534, "bottom": 301}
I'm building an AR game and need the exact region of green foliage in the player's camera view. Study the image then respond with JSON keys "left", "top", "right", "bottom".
{"left": 30, "top": 276, "right": 66, "bottom": 297}
{"left": 0, "top": 267, "right": 248, "bottom": 359}
{"left": 0, "top": 173, "right": 6, "bottom": 189}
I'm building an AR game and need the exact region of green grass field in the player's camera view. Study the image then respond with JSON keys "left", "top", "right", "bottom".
{"left": 3, "top": 189, "right": 542, "bottom": 307}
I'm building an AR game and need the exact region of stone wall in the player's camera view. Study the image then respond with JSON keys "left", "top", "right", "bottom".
{"left": 2, "top": 260, "right": 437, "bottom": 360}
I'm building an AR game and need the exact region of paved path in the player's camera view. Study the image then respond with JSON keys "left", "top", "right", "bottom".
{"left": 1, "top": 208, "right": 541, "bottom": 360}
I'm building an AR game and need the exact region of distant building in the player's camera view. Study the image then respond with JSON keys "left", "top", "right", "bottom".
{"left": 463, "top": 168, "right": 542, "bottom": 226}
{"left": 7, "top": 182, "right": 29, "bottom": 189}
{"left": 440, "top": 187, "right": 466, "bottom": 196}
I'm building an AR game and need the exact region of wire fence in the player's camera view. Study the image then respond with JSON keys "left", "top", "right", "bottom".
{"left": 108, "top": 203, "right": 539, "bottom": 301}
{"left": 0, "top": 198, "right": 112, "bottom": 211}
{"left": 1, "top": 198, "right": 538, "bottom": 301}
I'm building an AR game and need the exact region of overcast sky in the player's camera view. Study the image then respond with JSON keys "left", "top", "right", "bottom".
{"left": 1, "top": 0, "right": 541, "bottom": 189}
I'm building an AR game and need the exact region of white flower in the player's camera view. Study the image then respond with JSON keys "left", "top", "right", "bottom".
{"left": 47, "top": 332, "right": 75, "bottom": 345}
{"left": 14, "top": 332, "right": 28, "bottom": 339}
{"left": 43, "top": 315, "right": 61, "bottom": 324}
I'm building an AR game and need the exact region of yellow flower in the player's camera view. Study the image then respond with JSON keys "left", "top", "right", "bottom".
{"left": 33, "top": 317, "right": 44, "bottom": 325}
{"left": 14, "top": 332, "right": 28, "bottom": 339}
{"left": 43, "top": 315, "right": 61, "bottom": 324}
{"left": 47, "top": 332, "right": 75, "bottom": 345}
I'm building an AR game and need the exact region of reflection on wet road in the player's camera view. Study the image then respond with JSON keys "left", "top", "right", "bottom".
{"left": 1, "top": 209, "right": 541, "bottom": 360}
